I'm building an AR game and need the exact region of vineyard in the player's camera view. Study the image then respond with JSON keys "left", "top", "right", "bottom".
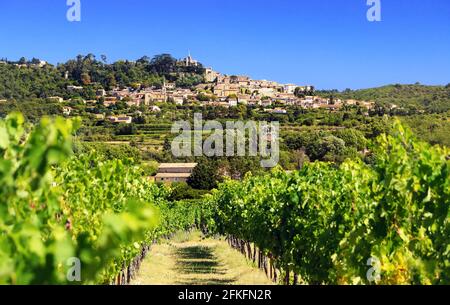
{"left": 0, "top": 113, "right": 449, "bottom": 285}
{"left": 0, "top": 113, "right": 200, "bottom": 284}
{"left": 201, "top": 121, "right": 449, "bottom": 285}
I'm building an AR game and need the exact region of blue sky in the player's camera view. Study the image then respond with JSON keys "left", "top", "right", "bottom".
{"left": 0, "top": 0, "right": 449, "bottom": 90}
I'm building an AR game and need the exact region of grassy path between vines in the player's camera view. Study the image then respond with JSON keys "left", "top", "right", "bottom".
{"left": 131, "top": 231, "right": 274, "bottom": 285}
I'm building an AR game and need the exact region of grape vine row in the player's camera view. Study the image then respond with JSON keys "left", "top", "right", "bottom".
{"left": 0, "top": 113, "right": 200, "bottom": 284}
{"left": 201, "top": 120, "right": 449, "bottom": 284}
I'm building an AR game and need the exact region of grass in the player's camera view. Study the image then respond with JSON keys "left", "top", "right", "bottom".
{"left": 131, "top": 231, "right": 274, "bottom": 285}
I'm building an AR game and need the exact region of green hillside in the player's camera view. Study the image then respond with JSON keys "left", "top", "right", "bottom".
{"left": 0, "top": 54, "right": 205, "bottom": 100}
{"left": 318, "top": 84, "right": 450, "bottom": 113}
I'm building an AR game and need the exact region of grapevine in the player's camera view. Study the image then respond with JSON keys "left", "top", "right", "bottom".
{"left": 0, "top": 113, "right": 200, "bottom": 284}
{"left": 202, "top": 120, "right": 449, "bottom": 284}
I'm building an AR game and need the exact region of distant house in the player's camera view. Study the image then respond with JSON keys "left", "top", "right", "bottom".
{"left": 259, "top": 88, "right": 276, "bottom": 97}
{"left": 126, "top": 98, "right": 142, "bottom": 107}
{"left": 283, "top": 84, "right": 297, "bottom": 94}
{"left": 155, "top": 163, "right": 198, "bottom": 183}
{"left": 204, "top": 68, "right": 221, "bottom": 83}
{"left": 111, "top": 89, "right": 131, "bottom": 100}
{"left": 163, "top": 82, "right": 176, "bottom": 90}
{"left": 171, "top": 96, "right": 184, "bottom": 105}
{"left": 108, "top": 116, "right": 132, "bottom": 124}
{"left": 178, "top": 54, "right": 199, "bottom": 67}
{"left": 48, "top": 96, "right": 64, "bottom": 103}
{"left": 148, "top": 90, "right": 167, "bottom": 103}
{"left": 103, "top": 97, "right": 118, "bottom": 107}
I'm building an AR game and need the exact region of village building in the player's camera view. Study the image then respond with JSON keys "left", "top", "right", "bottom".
{"left": 155, "top": 163, "right": 198, "bottom": 183}
{"left": 283, "top": 84, "right": 298, "bottom": 94}
{"left": 147, "top": 90, "right": 167, "bottom": 103}
{"left": 48, "top": 96, "right": 64, "bottom": 103}
{"left": 178, "top": 53, "right": 199, "bottom": 67}
{"left": 163, "top": 82, "right": 176, "bottom": 90}
{"left": 103, "top": 97, "right": 118, "bottom": 107}
{"left": 126, "top": 98, "right": 142, "bottom": 107}
{"left": 108, "top": 116, "right": 133, "bottom": 124}
{"left": 258, "top": 87, "right": 276, "bottom": 97}
{"left": 111, "top": 88, "right": 131, "bottom": 100}
{"left": 204, "top": 68, "right": 221, "bottom": 83}
{"left": 170, "top": 96, "right": 185, "bottom": 105}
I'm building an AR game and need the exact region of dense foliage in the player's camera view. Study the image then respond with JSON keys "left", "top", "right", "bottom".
{"left": 400, "top": 114, "right": 450, "bottom": 147}
{"left": 0, "top": 54, "right": 205, "bottom": 100}
{"left": 201, "top": 121, "right": 449, "bottom": 284}
{"left": 0, "top": 113, "right": 200, "bottom": 284}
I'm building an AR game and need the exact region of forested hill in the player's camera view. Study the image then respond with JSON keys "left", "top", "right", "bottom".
{"left": 0, "top": 54, "right": 205, "bottom": 100}
{"left": 318, "top": 84, "right": 450, "bottom": 113}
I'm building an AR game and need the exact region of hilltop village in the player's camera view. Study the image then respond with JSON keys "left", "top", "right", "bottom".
{"left": 11, "top": 54, "right": 373, "bottom": 123}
